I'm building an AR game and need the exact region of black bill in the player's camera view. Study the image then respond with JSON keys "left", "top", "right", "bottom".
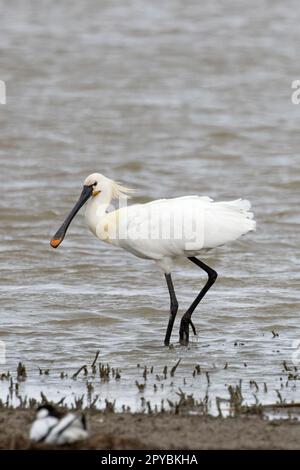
{"left": 50, "top": 185, "right": 93, "bottom": 248}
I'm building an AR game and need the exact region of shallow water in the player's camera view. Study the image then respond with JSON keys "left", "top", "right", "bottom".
{"left": 1, "top": 0, "right": 300, "bottom": 411}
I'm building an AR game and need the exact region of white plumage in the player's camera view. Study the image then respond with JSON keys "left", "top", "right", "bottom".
{"left": 51, "top": 173, "right": 256, "bottom": 345}
{"left": 30, "top": 406, "right": 88, "bottom": 445}
{"left": 29, "top": 408, "right": 58, "bottom": 442}
{"left": 85, "top": 187, "right": 255, "bottom": 272}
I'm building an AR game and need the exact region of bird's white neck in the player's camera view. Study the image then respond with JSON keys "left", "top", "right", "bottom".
{"left": 85, "top": 189, "right": 112, "bottom": 235}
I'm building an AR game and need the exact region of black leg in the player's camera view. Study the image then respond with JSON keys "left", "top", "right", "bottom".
{"left": 164, "top": 273, "right": 179, "bottom": 346}
{"left": 179, "top": 257, "right": 218, "bottom": 346}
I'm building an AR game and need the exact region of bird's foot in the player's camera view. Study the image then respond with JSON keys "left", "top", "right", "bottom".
{"left": 179, "top": 315, "right": 197, "bottom": 346}
{"left": 179, "top": 319, "right": 189, "bottom": 345}
{"left": 190, "top": 319, "right": 197, "bottom": 336}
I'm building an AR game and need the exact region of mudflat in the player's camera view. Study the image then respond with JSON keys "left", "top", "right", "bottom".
{"left": 1, "top": 408, "right": 300, "bottom": 450}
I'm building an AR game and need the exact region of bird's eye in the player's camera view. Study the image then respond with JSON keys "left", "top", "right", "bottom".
{"left": 92, "top": 182, "right": 97, "bottom": 187}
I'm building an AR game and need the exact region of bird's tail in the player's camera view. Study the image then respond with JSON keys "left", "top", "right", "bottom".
{"left": 214, "top": 198, "right": 256, "bottom": 232}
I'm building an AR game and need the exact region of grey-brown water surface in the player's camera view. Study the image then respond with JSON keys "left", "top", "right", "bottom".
{"left": 1, "top": 0, "right": 300, "bottom": 411}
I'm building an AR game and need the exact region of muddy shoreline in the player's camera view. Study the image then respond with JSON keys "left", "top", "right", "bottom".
{"left": 1, "top": 408, "right": 300, "bottom": 450}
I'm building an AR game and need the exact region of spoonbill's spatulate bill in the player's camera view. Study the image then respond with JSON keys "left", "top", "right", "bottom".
{"left": 50, "top": 173, "right": 256, "bottom": 346}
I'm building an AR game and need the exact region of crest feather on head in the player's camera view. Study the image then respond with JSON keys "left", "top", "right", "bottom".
{"left": 111, "top": 181, "right": 135, "bottom": 199}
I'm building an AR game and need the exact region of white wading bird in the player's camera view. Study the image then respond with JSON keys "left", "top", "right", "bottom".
{"left": 51, "top": 173, "right": 256, "bottom": 346}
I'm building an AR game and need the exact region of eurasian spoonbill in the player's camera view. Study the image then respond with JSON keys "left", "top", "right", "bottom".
{"left": 50, "top": 173, "right": 256, "bottom": 346}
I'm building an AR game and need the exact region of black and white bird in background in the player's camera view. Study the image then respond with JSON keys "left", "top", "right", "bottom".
{"left": 29, "top": 405, "right": 88, "bottom": 444}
